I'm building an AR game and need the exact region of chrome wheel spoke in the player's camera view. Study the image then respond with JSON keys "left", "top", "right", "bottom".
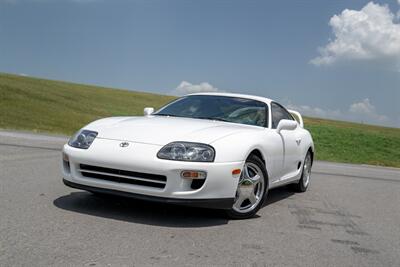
{"left": 234, "top": 192, "right": 247, "bottom": 210}
{"left": 243, "top": 165, "right": 251, "bottom": 179}
{"left": 251, "top": 174, "right": 261, "bottom": 184}
{"left": 303, "top": 154, "right": 311, "bottom": 187}
{"left": 248, "top": 192, "right": 257, "bottom": 204}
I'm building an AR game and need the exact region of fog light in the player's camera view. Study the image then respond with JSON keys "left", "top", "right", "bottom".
{"left": 180, "top": 170, "right": 207, "bottom": 179}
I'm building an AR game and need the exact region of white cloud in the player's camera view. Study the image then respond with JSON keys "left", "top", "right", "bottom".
{"left": 286, "top": 101, "right": 342, "bottom": 120}
{"left": 311, "top": 2, "right": 400, "bottom": 68}
{"left": 349, "top": 98, "right": 375, "bottom": 114}
{"left": 349, "top": 98, "right": 389, "bottom": 122}
{"left": 172, "top": 81, "right": 221, "bottom": 96}
{"left": 287, "top": 98, "right": 393, "bottom": 127}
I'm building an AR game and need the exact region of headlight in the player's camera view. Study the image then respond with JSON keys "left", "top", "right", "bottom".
{"left": 157, "top": 142, "right": 215, "bottom": 162}
{"left": 68, "top": 130, "right": 98, "bottom": 149}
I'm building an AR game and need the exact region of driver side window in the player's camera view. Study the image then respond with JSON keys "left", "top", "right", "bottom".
{"left": 271, "top": 102, "right": 294, "bottom": 129}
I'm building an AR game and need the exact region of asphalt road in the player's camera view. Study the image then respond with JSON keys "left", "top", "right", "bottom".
{"left": 1, "top": 130, "right": 400, "bottom": 267}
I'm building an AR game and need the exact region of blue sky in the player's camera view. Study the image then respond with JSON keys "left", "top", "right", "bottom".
{"left": 1, "top": 0, "right": 399, "bottom": 127}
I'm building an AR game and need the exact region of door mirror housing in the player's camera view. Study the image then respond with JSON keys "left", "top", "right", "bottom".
{"left": 276, "top": 119, "right": 298, "bottom": 133}
{"left": 144, "top": 107, "right": 154, "bottom": 116}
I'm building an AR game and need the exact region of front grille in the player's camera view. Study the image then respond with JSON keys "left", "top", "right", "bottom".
{"left": 79, "top": 164, "right": 167, "bottom": 189}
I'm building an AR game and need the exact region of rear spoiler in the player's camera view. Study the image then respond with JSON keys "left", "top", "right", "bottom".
{"left": 288, "top": 109, "right": 304, "bottom": 128}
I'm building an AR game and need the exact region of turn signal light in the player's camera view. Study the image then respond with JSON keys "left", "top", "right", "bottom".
{"left": 232, "top": 169, "right": 241, "bottom": 176}
{"left": 62, "top": 152, "right": 69, "bottom": 162}
{"left": 180, "top": 170, "right": 207, "bottom": 180}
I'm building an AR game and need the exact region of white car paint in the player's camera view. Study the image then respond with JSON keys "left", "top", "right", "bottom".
{"left": 62, "top": 92, "right": 314, "bottom": 209}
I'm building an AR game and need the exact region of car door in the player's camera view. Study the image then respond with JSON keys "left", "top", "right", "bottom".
{"left": 271, "top": 102, "right": 301, "bottom": 179}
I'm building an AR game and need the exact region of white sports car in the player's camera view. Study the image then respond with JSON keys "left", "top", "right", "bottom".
{"left": 62, "top": 93, "right": 314, "bottom": 218}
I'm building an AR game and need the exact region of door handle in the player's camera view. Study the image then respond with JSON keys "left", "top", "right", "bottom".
{"left": 295, "top": 138, "right": 302, "bottom": 145}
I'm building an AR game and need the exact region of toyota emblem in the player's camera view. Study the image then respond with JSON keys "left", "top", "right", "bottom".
{"left": 120, "top": 142, "right": 129, "bottom": 148}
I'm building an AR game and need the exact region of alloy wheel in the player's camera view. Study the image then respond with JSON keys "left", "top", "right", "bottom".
{"left": 232, "top": 162, "right": 265, "bottom": 213}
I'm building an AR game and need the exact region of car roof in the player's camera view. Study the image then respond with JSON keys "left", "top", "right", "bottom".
{"left": 186, "top": 92, "right": 273, "bottom": 105}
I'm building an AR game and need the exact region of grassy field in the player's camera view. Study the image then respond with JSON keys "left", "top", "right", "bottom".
{"left": 1, "top": 72, "right": 399, "bottom": 167}
{"left": 304, "top": 118, "right": 400, "bottom": 167}
{"left": 0, "top": 73, "right": 175, "bottom": 134}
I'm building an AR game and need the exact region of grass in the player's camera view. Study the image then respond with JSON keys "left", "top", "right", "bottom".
{"left": 0, "top": 73, "right": 175, "bottom": 135}
{"left": 1, "top": 72, "right": 399, "bottom": 167}
{"left": 304, "top": 118, "right": 400, "bottom": 167}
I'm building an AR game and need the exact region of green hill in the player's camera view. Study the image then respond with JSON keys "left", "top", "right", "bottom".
{"left": 1, "top": 72, "right": 399, "bottom": 167}
{"left": 0, "top": 73, "right": 175, "bottom": 135}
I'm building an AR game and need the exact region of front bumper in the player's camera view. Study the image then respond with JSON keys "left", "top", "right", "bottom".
{"left": 62, "top": 138, "right": 243, "bottom": 209}
{"left": 63, "top": 179, "right": 234, "bottom": 209}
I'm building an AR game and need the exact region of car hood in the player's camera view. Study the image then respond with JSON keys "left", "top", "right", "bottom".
{"left": 87, "top": 116, "right": 261, "bottom": 145}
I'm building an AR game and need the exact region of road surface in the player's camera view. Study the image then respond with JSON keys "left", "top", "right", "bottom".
{"left": 1, "top": 130, "right": 399, "bottom": 266}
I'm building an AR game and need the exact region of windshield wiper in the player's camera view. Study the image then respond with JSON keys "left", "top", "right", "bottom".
{"left": 195, "top": 116, "right": 231, "bottom": 122}
{"left": 154, "top": 114, "right": 230, "bottom": 122}
{"left": 153, "top": 114, "right": 183, "bottom": 117}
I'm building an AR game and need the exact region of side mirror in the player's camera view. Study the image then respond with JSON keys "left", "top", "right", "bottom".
{"left": 276, "top": 119, "right": 298, "bottom": 133}
{"left": 144, "top": 107, "right": 154, "bottom": 116}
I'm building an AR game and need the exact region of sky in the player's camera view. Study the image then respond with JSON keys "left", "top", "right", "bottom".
{"left": 0, "top": 0, "right": 399, "bottom": 127}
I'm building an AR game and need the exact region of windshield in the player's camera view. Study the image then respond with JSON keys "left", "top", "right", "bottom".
{"left": 155, "top": 95, "right": 268, "bottom": 127}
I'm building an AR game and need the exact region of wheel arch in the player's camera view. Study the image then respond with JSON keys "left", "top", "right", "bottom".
{"left": 245, "top": 147, "right": 270, "bottom": 186}
{"left": 307, "top": 146, "right": 314, "bottom": 165}
{"left": 248, "top": 148, "right": 266, "bottom": 166}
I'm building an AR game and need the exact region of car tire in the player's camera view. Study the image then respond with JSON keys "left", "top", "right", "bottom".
{"left": 226, "top": 154, "right": 268, "bottom": 219}
{"left": 291, "top": 151, "right": 312, "bottom": 192}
